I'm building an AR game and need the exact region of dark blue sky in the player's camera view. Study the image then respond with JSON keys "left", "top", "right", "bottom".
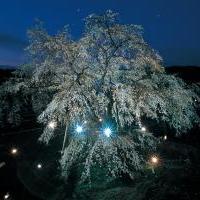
{"left": 0, "top": 0, "right": 200, "bottom": 67}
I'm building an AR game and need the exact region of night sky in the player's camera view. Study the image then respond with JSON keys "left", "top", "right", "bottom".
{"left": 0, "top": 0, "right": 200, "bottom": 67}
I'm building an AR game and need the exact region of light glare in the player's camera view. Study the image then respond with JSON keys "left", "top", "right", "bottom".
{"left": 151, "top": 156, "right": 159, "bottom": 164}
{"left": 76, "top": 125, "right": 83, "bottom": 133}
{"left": 37, "top": 163, "right": 42, "bottom": 169}
{"left": 103, "top": 128, "right": 112, "bottom": 137}
{"left": 141, "top": 127, "right": 146, "bottom": 131}
{"left": 11, "top": 148, "right": 18, "bottom": 155}
{"left": 4, "top": 193, "right": 10, "bottom": 199}
{"left": 48, "top": 121, "right": 57, "bottom": 129}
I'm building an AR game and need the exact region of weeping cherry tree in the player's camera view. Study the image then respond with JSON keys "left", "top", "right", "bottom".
{"left": 0, "top": 11, "right": 199, "bottom": 184}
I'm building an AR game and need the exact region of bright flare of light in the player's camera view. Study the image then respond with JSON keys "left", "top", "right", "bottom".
{"left": 48, "top": 121, "right": 57, "bottom": 129}
{"left": 103, "top": 128, "right": 112, "bottom": 137}
{"left": 37, "top": 163, "right": 42, "bottom": 169}
{"left": 151, "top": 156, "right": 159, "bottom": 164}
{"left": 164, "top": 135, "right": 167, "bottom": 140}
{"left": 11, "top": 148, "right": 18, "bottom": 155}
{"left": 99, "top": 118, "right": 102, "bottom": 122}
{"left": 141, "top": 127, "right": 146, "bottom": 132}
{"left": 4, "top": 193, "right": 10, "bottom": 199}
{"left": 76, "top": 125, "right": 83, "bottom": 133}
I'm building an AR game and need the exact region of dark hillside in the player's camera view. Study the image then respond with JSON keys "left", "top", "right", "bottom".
{"left": 0, "top": 69, "right": 15, "bottom": 85}
{"left": 1, "top": 66, "right": 200, "bottom": 86}
{"left": 166, "top": 66, "right": 200, "bottom": 83}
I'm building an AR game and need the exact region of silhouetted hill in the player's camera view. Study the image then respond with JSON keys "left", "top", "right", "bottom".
{"left": 1, "top": 66, "right": 199, "bottom": 86}
{"left": 0, "top": 68, "right": 15, "bottom": 85}
{"left": 166, "top": 66, "right": 200, "bottom": 83}
{"left": 0, "top": 65, "right": 16, "bottom": 70}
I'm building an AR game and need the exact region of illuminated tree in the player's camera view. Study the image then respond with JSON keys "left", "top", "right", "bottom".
{"left": 0, "top": 11, "right": 199, "bottom": 185}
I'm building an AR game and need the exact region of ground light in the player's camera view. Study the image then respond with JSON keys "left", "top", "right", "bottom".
{"left": 103, "top": 128, "right": 112, "bottom": 137}
{"left": 76, "top": 125, "right": 83, "bottom": 133}
{"left": 141, "top": 127, "right": 146, "bottom": 131}
{"left": 11, "top": 148, "right": 18, "bottom": 155}
{"left": 4, "top": 193, "right": 10, "bottom": 199}
{"left": 48, "top": 121, "right": 57, "bottom": 129}
{"left": 150, "top": 156, "right": 159, "bottom": 174}
{"left": 37, "top": 163, "right": 42, "bottom": 169}
{"left": 151, "top": 156, "right": 159, "bottom": 164}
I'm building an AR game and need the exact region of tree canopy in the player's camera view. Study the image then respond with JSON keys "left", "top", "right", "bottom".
{"left": 0, "top": 11, "right": 199, "bottom": 185}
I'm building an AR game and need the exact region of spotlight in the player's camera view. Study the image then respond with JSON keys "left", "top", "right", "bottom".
{"left": 103, "top": 128, "right": 112, "bottom": 137}
{"left": 11, "top": 148, "right": 18, "bottom": 155}
{"left": 141, "top": 127, "right": 146, "bottom": 132}
{"left": 164, "top": 135, "right": 167, "bottom": 140}
{"left": 151, "top": 156, "right": 159, "bottom": 164}
{"left": 149, "top": 156, "right": 159, "bottom": 174}
{"left": 37, "top": 163, "right": 42, "bottom": 169}
{"left": 4, "top": 193, "right": 10, "bottom": 199}
{"left": 48, "top": 121, "right": 57, "bottom": 129}
{"left": 76, "top": 125, "right": 83, "bottom": 133}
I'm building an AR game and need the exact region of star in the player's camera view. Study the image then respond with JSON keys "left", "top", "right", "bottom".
{"left": 156, "top": 14, "right": 161, "bottom": 18}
